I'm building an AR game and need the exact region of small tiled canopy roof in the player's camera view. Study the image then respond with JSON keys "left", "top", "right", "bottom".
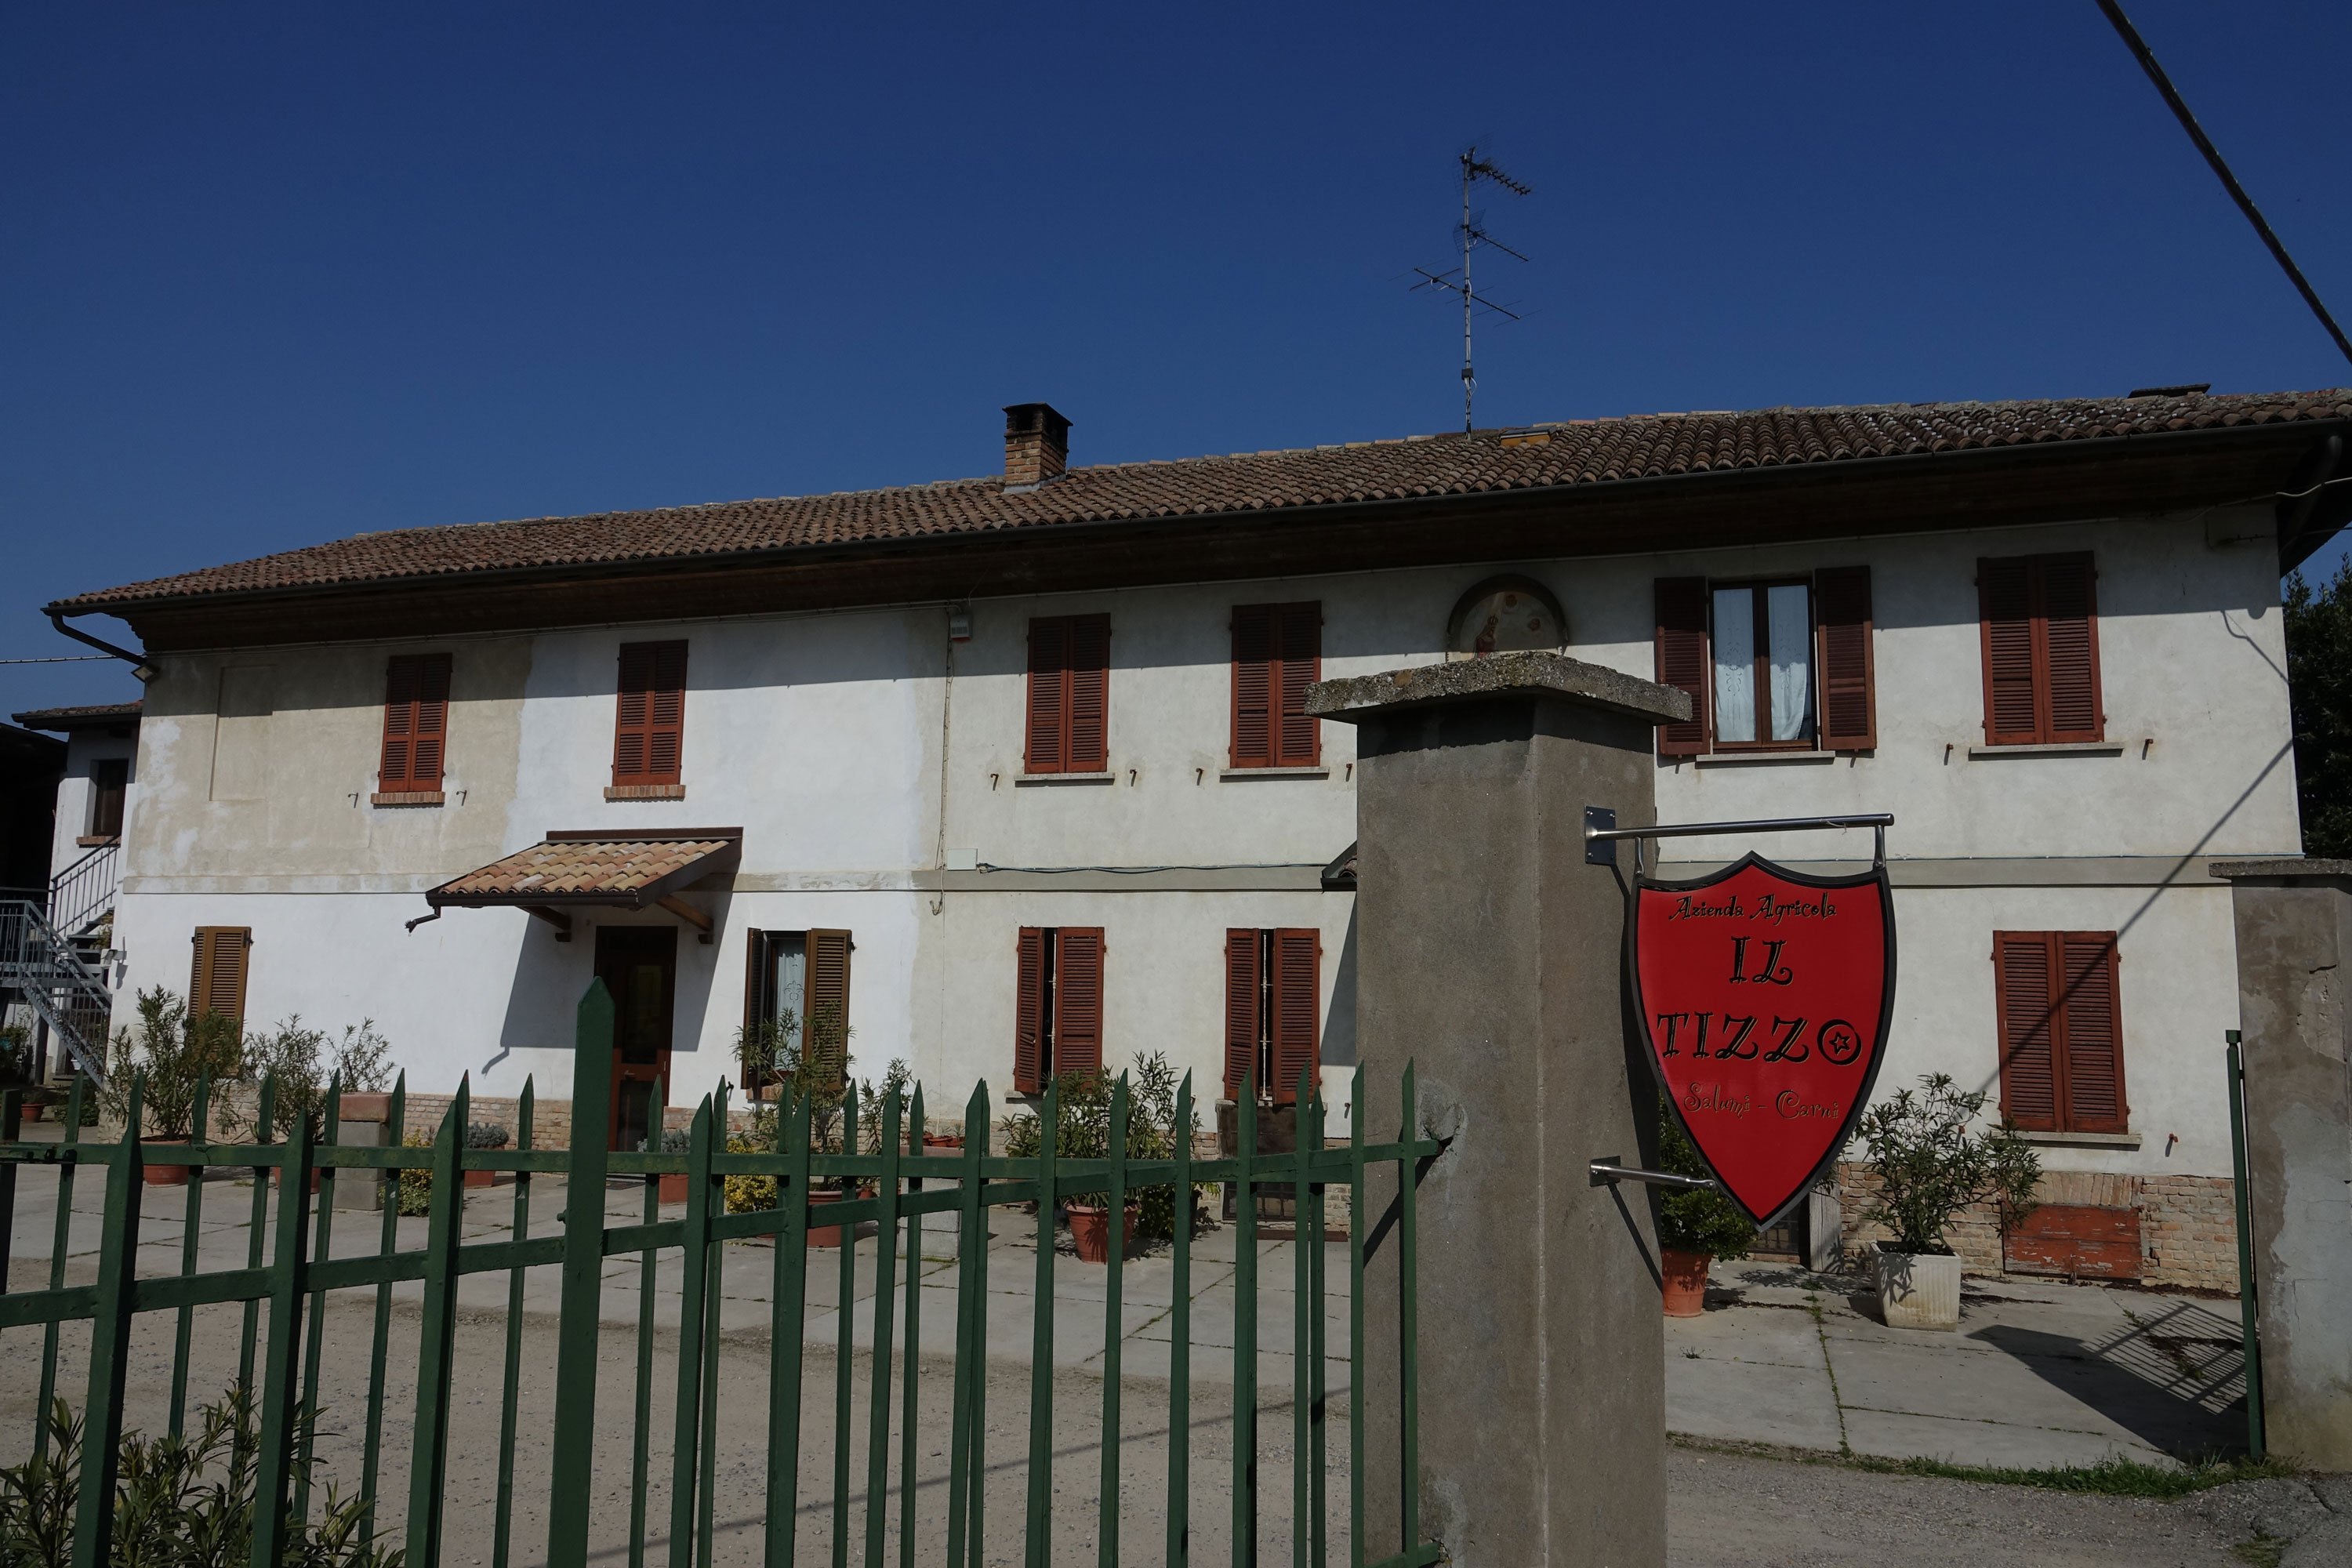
{"left": 11, "top": 702, "right": 142, "bottom": 731}
{"left": 422, "top": 830, "right": 741, "bottom": 938}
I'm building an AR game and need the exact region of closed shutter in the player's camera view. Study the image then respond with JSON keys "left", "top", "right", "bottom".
{"left": 1814, "top": 568, "right": 1876, "bottom": 751}
{"left": 1067, "top": 615, "right": 1111, "bottom": 773}
{"left": 614, "top": 641, "right": 688, "bottom": 786}
{"left": 805, "top": 929, "right": 852, "bottom": 1092}
{"left": 1275, "top": 604, "right": 1321, "bottom": 766}
{"left": 1231, "top": 605, "right": 1274, "bottom": 768}
{"left": 1653, "top": 578, "right": 1710, "bottom": 756}
{"left": 2059, "top": 933, "right": 2126, "bottom": 1132}
{"left": 1232, "top": 603, "right": 1320, "bottom": 768}
{"left": 1025, "top": 619, "right": 1069, "bottom": 773}
{"left": 1053, "top": 927, "right": 1105, "bottom": 1076}
{"left": 379, "top": 653, "right": 452, "bottom": 792}
{"left": 1994, "top": 931, "right": 2058, "bottom": 1131}
{"left": 1224, "top": 929, "right": 1262, "bottom": 1101}
{"left": 2041, "top": 554, "right": 2103, "bottom": 743}
{"left": 1269, "top": 927, "right": 1320, "bottom": 1105}
{"left": 189, "top": 927, "right": 252, "bottom": 1030}
{"left": 1979, "top": 558, "right": 2038, "bottom": 744}
{"left": 1014, "top": 927, "right": 1048, "bottom": 1094}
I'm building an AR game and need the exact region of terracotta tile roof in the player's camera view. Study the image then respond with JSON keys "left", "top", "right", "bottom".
{"left": 430, "top": 837, "right": 735, "bottom": 905}
{"left": 55, "top": 389, "right": 2351, "bottom": 612}
{"left": 10, "top": 702, "right": 142, "bottom": 731}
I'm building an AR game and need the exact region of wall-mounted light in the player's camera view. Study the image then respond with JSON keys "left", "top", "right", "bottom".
{"left": 948, "top": 606, "right": 972, "bottom": 642}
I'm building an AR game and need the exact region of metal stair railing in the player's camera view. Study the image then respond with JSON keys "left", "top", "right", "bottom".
{"left": 47, "top": 837, "right": 120, "bottom": 938}
{"left": 0, "top": 899, "right": 111, "bottom": 1082}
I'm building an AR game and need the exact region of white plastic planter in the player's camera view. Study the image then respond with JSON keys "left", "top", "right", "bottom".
{"left": 1875, "top": 1243, "right": 1962, "bottom": 1330}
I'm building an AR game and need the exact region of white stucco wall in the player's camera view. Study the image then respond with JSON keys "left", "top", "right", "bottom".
{"left": 107, "top": 505, "right": 2299, "bottom": 1179}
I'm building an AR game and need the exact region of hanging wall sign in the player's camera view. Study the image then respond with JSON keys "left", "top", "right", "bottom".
{"left": 1632, "top": 853, "right": 1894, "bottom": 1230}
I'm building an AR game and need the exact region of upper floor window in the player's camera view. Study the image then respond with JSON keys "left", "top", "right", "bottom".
{"left": 1025, "top": 615, "right": 1110, "bottom": 775}
{"left": 612, "top": 641, "right": 689, "bottom": 794}
{"left": 1994, "top": 930, "right": 2127, "bottom": 1134}
{"left": 86, "top": 758, "right": 129, "bottom": 840}
{"left": 1014, "top": 926, "right": 1105, "bottom": 1093}
{"left": 377, "top": 653, "right": 452, "bottom": 800}
{"left": 1231, "top": 601, "right": 1321, "bottom": 768}
{"left": 1653, "top": 568, "right": 1875, "bottom": 756}
{"left": 1979, "top": 553, "right": 2101, "bottom": 745}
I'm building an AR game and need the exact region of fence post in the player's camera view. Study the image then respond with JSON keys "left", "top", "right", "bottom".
{"left": 547, "top": 983, "right": 617, "bottom": 1568}
{"left": 250, "top": 1112, "right": 316, "bottom": 1568}
{"left": 405, "top": 1080, "right": 470, "bottom": 1567}
{"left": 69, "top": 1076, "right": 143, "bottom": 1568}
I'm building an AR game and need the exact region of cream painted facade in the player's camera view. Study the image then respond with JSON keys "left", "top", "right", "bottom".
{"left": 107, "top": 503, "right": 2298, "bottom": 1196}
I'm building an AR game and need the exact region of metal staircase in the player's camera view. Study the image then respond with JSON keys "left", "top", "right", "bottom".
{"left": 0, "top": 841, "right": 121, "bottom": 1082}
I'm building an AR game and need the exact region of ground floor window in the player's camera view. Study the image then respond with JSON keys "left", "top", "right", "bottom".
{"left": 189, "top": 927, "right": 251, "bottom": 1031}
{"left": 1993, "top": 930, "right": 2127, "bottom": 1133}
{"left": 1224, "top": 927, "right": 1320, "bottom": 1105}
{"left": 1014, "top": 927, "right": 1104, "bottom": 1094}
{"left": 743, "top": 929, "right": 851, "bottom": 1092}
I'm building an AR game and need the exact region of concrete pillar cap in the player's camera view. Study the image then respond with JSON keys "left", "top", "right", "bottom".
{"left": 1304, "top": 649, "right": 1691, "bottom": 727}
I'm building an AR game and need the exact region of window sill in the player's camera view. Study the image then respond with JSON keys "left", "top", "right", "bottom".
{"left": 1014, "top": 771, "right": 1115, "bottom": 786}
{"left": 369, "top": 792, "right": 445, "bottom": 808}
{"left": 2013, "top": 1130, "right": 2142, "bottom": 1149}
{"left": 1968, "top": 742, "right": 2125, "bottom": 758}
{"left": 606, "top": 784, "right": 687, "bottom": 800}
{"left": 74, "top": 835, "right": 121, "bottom": 848}
{"left": 1220, "top": 767, "right": 1330, "bottom": 780}
{"left": 1692, "top": 750, "right": 1837, "bottom": 768}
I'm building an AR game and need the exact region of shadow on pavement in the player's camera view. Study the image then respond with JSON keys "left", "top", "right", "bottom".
{"left": 1970, "top": 1316, "right": 2247, "bottom": 1460}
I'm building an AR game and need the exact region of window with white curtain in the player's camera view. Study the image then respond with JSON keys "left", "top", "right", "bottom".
{"left": 1711, "top": 583, "right": 1815, "bottom": 746}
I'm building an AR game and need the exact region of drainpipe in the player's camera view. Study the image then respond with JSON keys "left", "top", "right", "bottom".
{"left": 45, "top": 611, "right": 158, "bottom": 683}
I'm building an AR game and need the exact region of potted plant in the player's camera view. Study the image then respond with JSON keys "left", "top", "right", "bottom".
{"left": 1653, "top": 1104, "right": 1753, "bottom": 1316}
{"left": 648, "top": 1127, "right": 692, "bottom": 1203}
{"left": 242, "top": 1017, "right": 397, "bottom": 1191}
{"left": 1855, "top": 1073, "right": 2042, "bottom": 1330}
{"left": 464, "top": 1121, "right": 511, "bottom": 1187}
{"left": 100, "top": 989, "right": 242, "bottom": 1185}
{"left": 1000, "top": 1052, "right": 1203, "bottom": 1263}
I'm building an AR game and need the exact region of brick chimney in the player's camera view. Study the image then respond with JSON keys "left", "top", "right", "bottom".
{"left": 1003, "top": 403, "right": 1072, "bottom": 489}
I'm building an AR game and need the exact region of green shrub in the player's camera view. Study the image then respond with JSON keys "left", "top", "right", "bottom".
{"left": 100, "top": 989, "right": 242, "bottom": 1140}
{"left": 396, "top": 1131, "right": 432, "bottom": 1217}
{"left": 1654, "top": 1103, "right": 1755, "bottom": 1260}
{"left": 999, "top": 1051, "right": 1211, "bottom": 1242}
{"left": 0, "top": 1385, "right": 401, "bottom": 1566}
{"left": 1857, "top": 1073, "right": 2041, "bottom": 1254}
{"left": 463, "top": 1122, "right": 510, "bottom": 1150}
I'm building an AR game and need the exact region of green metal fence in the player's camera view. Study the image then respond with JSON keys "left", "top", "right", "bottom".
{"left": 0, "top": 980, "right": 1443, "bottom": 1568}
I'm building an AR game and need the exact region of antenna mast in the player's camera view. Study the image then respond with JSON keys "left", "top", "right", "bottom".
{"left": 1412, "top": 147, "right": 1533, "bottom": 431}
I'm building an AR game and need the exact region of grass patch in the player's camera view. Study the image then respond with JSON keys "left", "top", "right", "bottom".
{"left": 1845, "top": 1452, "right": 2296, "bottom": 1498}
{"left": 1668, "top": 1434, "right": 2295, "bottom": 1498}
{"left": 2230, "top": 1537, "right": 2283, "bottom": 1568}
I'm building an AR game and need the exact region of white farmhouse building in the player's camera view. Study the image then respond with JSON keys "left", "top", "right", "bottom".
{"left": 43, "top": 389, "right": 2352, "bottom": 1285}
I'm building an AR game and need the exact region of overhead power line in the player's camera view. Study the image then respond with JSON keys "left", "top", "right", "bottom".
{"left": 2093, "top": 0, "right": 2352, "bottom": 368}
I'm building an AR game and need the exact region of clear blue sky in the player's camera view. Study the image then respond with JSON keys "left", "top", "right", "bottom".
{"left": 5, "top": 2, "right": 2348, "bottom": 719}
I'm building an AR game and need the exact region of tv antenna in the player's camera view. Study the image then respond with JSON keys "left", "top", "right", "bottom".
{"left": 1411, "top": 144, "right": 1533, "bottom": 431}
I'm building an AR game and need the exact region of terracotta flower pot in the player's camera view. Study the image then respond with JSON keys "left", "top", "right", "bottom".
{"left": 658, "top": 1171, "right": 689, "bottom": 1204}
{"left": 272, "top": 1165, "right": 324, "bottom": 1195}
{"left": 22, "top": 1103, "right": 44, "bottom": 1123}
{"left": 1065, "top": 1203, "right": 1139, "bottom": 1265}
{"left": 806, "top": 1187, "right": 855, "bottom": 1248}
{"left": 464, "top": 1169, "right": 499, "bottom": 1189}
{"left": 142, "top": 1137, "right": 192, "bottom": 1186}
{"left": 1660, "top": 1248, "right": 1710, "bottom": 1317}
{"left": 923, "top": 1134, "right": 964, "bottom": 1152}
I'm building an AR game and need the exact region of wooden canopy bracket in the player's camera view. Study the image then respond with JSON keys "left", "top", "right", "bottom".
{"left": 655, "top": 895, "right": 713, "bottom": 941}
{"left": 521, "top": 905, "right": 574, "bottom": 941}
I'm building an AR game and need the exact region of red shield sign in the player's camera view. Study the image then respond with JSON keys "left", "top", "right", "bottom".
{"left": 1632, "top": 854, "right": 1894, "bottom": 1230}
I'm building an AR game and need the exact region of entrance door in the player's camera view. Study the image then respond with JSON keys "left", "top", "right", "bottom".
{"left": 595, "top": 926, "right": 677, "bottom": 1152}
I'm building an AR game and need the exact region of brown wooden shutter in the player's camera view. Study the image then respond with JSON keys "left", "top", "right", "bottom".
{"left": 614, "top": 641, "right": 688, "bottom": 786}
{"left": 1025, "top": 619, "right": 1070, "bottom": 774}
{"left": 1066, "top": 614, "right": 1111, "bottom": 773}
{"left": 1014, "top": 927, "right": 1048, "bottom": 1094}
{"left": 1269, "top": 927, "right": 1320, "bottom": 1105}
{"left": 1224, "top": 928, "right": 1262, "bottom": 1101}
{"left": 1979, "top": 557, "right": 2038, "bottom": 744}
{"left": 1231, "top": 605, "right": 1274, "bottom": 768}
{"left": 741, "top": 929, "right": 770, "bottom": 1090}
{"left": 1052, "top": 927, "right": 1105, "bottom": 1076}
{"left": 1653, "top": 578, "right": 1710, "bottom": 756}
{"left": 1814, "top": 568, "right": 1876, "bottom": 751}
{"left": 2058, "top": 932, "right": 2126, "bottom": 1132}
{"left": 379, "top": 653, "right": 452, "bottom": 791}
{"left": 2040, "top": 554, "right": 2103, "bottom": 743}
{"left": 1275, "top": 603, "right": 1322, "bottom": 766}
{"left": 806, "top": 928, "right": 852, "bottom": 1093}
{"left": 1994, "top": 931, "right": 2058, "bottom": 1131}
{"left": 189, "top": 927, "right": 252, "bottom": 1030}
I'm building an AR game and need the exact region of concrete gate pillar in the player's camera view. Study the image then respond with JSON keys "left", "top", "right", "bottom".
{"left": 1307, "top": 652, "right": 1688, "bottom": 1568}
{"left": 2210, "top": 859, "right": 2352, "bottom": 1470}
